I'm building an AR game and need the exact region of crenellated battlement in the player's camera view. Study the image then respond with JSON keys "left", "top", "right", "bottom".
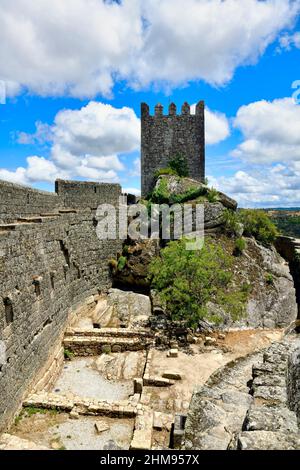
{"left": 141, "top": 100, "right": 205, "bottom": 196}
{"left": 0, "top": 179, "right": 122, "bottom": 223}
{"left": 141, "top": 101, "right": 204, "bottom": 117}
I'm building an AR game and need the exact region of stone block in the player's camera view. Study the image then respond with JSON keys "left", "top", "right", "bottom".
{"left": 167, "top": 349, "right": 178, "bottom": 358}
{"left": 162, "top": 371, "right": 182, "bottom": 381}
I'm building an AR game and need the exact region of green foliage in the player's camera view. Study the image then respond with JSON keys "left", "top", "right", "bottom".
{"left": 168, "top": 154, "right": 189, "bottom": 177}
{"left": 270, "top": 213, "right": 300, "bottom": 238}
{"left": 206, "top": 187, "right": 219, "bottom": 203}
{"left": 171, "top": 186, "right": 207, "bottom": 204}
{"left": 265, "top": 273, "right": 274, "bottom": 286}
{"left": 239, "top": 209, "right": 278, "bottom": 246}
{"left": 150, "top": 177, "right": 171, "bottom": 203}
{"left": 123, "top": 245, "right": 130, "bottom": 255}
{"left": 223, "top": 209, "right": 241, "bottom": 236}
{"left": 234, "top": 237, "right": 247, "bottom": 256}
{"left": 117, "top": 256, "right": 127, "bottom": 271}
{"left": 154, "top": 167, "right": 178, "bottom": 178}
{"left": 64, "top": 348, "right": 74, "bottom": 361}
{"left": 23, "top": 406, "right": 58, "bottom": 417}
{"left": 217, "top": 290, "right": 248, "bottom": 322}
{"left": 241, "top": 282, "right": 252, "bottom": 294}
{"left": 149, "top": 238, "right": 247, "bottom": 329}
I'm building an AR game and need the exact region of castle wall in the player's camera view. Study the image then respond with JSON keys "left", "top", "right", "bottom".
{"left": 0, "top": 180, "right": 61, "bottom": 223}
{"left": 275, "top": 236, "right": 300, "bottom": 317}
{"left": 0, "top": 179, "right": 122, "bottom": 431}
{"left": 141, "top": 101, "right": 205, "bottom": 197}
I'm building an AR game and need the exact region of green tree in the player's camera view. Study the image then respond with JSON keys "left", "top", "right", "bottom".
{"left": 149, "top": 238, "right": 247, "bottom": 329}
{"left": 239, "top": 209, "right": 278, "bottom": 246}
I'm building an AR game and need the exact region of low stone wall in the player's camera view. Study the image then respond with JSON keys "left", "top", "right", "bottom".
{"left": 65, "top": 327, "right": 153, "bottom": 339}
{"left": 63, "top": 334, "right": 153, "bottom": 355}
{"left": 23, "top": 391, "right": 138, "bottom": 418}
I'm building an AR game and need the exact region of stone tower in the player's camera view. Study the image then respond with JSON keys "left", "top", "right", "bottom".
{"left": 141, "top": 101, "right": 205, "bottom": 197}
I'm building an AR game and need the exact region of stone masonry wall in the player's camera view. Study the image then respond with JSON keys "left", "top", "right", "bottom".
{"left": 0, "top": 179, "right": 122, "bottom": 431}
{"left": 141, "top": 101, "right": 205, "bottom": 197}
{"left": 275, "top": 236, "right": 300, "bottom": 317}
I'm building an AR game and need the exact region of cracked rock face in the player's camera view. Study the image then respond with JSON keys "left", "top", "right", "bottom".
{"left": 107, "top": 288, "right": 151, "bottom": 328}
{"left": 243, "top": 241, "right": 298, "bottom": 329}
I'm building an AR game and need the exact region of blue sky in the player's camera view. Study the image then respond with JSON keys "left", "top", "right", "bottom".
{"left": 1, "top": 0, "right": 300, "bottom": 207}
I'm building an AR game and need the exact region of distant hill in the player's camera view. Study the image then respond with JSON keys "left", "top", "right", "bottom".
{"left": 264, "top": 209, "right": 300, "bottom": 238}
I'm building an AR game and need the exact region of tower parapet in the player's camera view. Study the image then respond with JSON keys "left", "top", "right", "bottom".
{"left": 141, "top": 100, "right": 205, "bottom": 197}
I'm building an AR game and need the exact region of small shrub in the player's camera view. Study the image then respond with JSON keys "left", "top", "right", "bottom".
{"left": 223, "top": 209, "right": 241, "bottom": 236}
{"left": 233, "top": 237, "right": 246, "bottom": 256}
{"left": 241, "top": 282, "right": 252, "bottom": 294}
{"left": 122, "top": 245, "right": 130, "bottom": 255}
{"left": 171, "top": 186, "right": 207, "bottom": 204}
{"left": 64, "top": 349, "right": 74, "bottom": 361}
{"left": 154, "top": 167, "right": 178, "bottom": 178}
{"left": 168, "top": 154, "right": 189, "bottom": 177}
{"left": 239, "top": 209, "right": 278, "bottom": 246}
{"left": 150, "top": 177, "right": 171, "bottom": 203}
{"left": 206, "top": 187, "right": 219, "bottom": 203}
{"left": 265, "top": 273, "right": 274, "bottom": 286}
{"left": 117, "top": 256, "right": 127, "bottom": 271}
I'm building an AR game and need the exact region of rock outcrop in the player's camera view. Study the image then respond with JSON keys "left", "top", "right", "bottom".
{"left": 183, "top": 335, "right": 300, "bottom": 450}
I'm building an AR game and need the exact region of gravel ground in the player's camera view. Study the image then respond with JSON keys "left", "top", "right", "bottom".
{"left": 53, "top": 357, "right": 133, "bottom": 401}
{"left": 49, "top": 416, "right": 134, "bottom": 450}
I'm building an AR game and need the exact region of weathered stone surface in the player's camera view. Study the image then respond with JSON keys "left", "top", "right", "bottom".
{"left": 287, "top": 345, "right": 300, "bottom": 419}
{"left": 107, "top": 288, "right": 152, "bottom": 328}
{"left": 0, "top": 433, "right": 49, "bottom": 450}
{"left": 244, "top": 406, "right": 299, "bottom": 433}
{"left": 153, "top": 412, "right": 173, "bottom": 431}
{"left": 130, "top": 407, "right": 153, "bottom": 450}
{"left": 204, "top": 202, "right": 226, "bottom": 229}
{"left": 221, "top": 391, "right": 253, "bottom": 407}
{"left": 113, "top": 239, "right": 160, "bottom": 289}
{"left": 238, "top": 431, "right": 300, "bottom": 450}
{"left": 94, "top": 421, "right": 110, "bottom": 434}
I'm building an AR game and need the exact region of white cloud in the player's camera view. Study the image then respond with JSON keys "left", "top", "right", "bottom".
{"left": 0, "top": 156, "right": 67, "bottom": 186}
{"left": 0, "top": 102, "right": 140, "bottom": 186}
{"left": 123, "top": 187, "right": 141, "bottom": 196}
{"left": 211, "top": 164, "right": 300, "bottom": 207}
{"left": 232, "top": 98, "right": 300, "bottom": 163}
{"left": 130, "top": 158, "right": 141, "bottom": 177}
{"left": 0, "top": 0, "right": 299, "bottom": 97}
{"left": 51, "top": 102, "right": 140, "bottom": 169}
{"left": 210, "top": 97, "right": 300, "bottom": 207}
{"left": 205, "top": 108, "right": 230, "bottom": 145}
{"left": 279, "top": 31, "right": 300, "bottom": 50}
